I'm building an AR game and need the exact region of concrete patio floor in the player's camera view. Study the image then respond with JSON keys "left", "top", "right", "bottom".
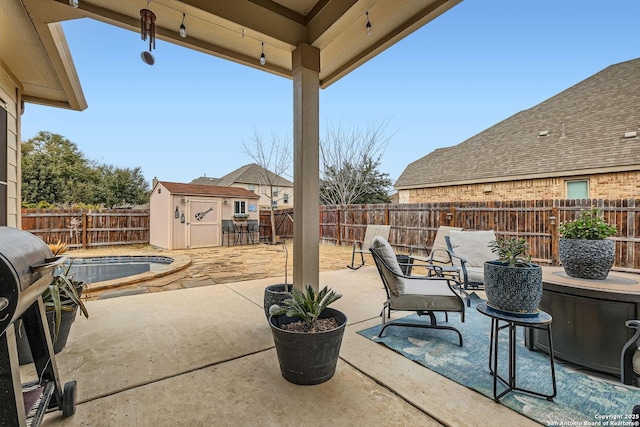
{"left": 29, "top": 265, "right": 542, "bottom": 427}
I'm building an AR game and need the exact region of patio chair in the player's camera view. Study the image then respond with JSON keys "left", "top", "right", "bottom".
{"left": 445, "top": 230, "right": 497, "bottom": 292}
{"left": 347, "top": 224, "right": 391, "bottom": 270}
{"left": 370, "top": 236, "right": 465, "bottom": 346}
{"left": 407, "top": 226, "right": 463, "bottom": 276}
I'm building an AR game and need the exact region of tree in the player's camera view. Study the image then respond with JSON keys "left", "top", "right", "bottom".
{"left": 21, "top": 131, "right": 150, "bottom": 207}
{"left": 319, "top": 121, "right": 393, "bottom": 205}
{"left": 242, "top": 129, "right": 291, "bottom": 244}
{"left": 96, "top": 165, "right": 150, "bottom": 208}
{"left": 21, "top": 132, "right": 98, "bottom": 205}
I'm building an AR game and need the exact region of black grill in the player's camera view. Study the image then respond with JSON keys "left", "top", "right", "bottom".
{"left": 0, "top": 227, "right": 62, "bottom": 336}
{"left": 0, "top": 227, "right": 77, "bottom": 425}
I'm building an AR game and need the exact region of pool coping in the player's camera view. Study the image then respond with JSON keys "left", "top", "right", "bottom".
{"left": 69, "top": 253, "right": 192, "bottom": 292}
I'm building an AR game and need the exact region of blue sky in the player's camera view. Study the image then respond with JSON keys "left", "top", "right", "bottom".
{"left": 21, "top": 0, "right": 639, "bottom": 188}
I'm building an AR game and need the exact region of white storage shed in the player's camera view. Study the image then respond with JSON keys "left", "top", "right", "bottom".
{"left": 150, "top": 181, "right": 260, "bottom": 249}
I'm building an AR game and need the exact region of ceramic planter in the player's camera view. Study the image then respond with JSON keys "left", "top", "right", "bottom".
{"left": 484, "top": 261, "right": 543, "bottom": 317}
{"left": 269, "top": 307, "right": 347, "bottom": 385}
{"left": 263, "top": 284, "right": 292, "bottom": 318}
{"left": 558, "top": 238, "right": 615, "bottom": 280}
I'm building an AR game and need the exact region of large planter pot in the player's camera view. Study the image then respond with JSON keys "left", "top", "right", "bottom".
{"left": 269, "top": 307, "right": 347, "bottom": 385}
{"left": 558, "top": 238, "right": 615, "bottom": 280}
{"left": 263, "top": 284, "right": 292, "bottom": 318}
{"left": 17, "top": 305, "right": 78, "bottom": 365}
{"left": 484, "top": 261, "right": 543, "bottom": 317}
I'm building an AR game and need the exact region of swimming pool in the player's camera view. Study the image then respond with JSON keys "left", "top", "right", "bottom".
{"left": 60, "top": 256, "right": 175, "bottom": 284}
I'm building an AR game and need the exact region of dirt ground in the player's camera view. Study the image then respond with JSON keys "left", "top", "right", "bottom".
{"left": 70, "top": 240, "right": 361, "bottom": 299}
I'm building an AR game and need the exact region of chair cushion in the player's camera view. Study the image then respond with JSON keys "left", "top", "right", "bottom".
{"left": 465, "top": 266, "right": 485, "bottom": 283}
{"left": 371, "top": 236, "right": 405, "bottom": 294}
{"left": 448, "top": 230, "right": 497, "bottom": 268}
{"left": 390, "top": 278, "right": 462, "bottom": 311}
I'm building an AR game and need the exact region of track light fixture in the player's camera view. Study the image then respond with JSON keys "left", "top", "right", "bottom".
{"left": 260, "top": 42, "right": 266, "bottom": 66}
{"left": 69, "top": 0, "right": 78, "bottom": 7}
{"left": 365, "top": 11, "right": 372, "bottom": 35}
{"left": 179, "top": 13, "right": 187, "bottom": 38}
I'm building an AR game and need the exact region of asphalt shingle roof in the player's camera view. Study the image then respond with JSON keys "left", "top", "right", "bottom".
{"left": 395, "top": 58, "right": 640, "bottom": 189}
{"left": 191, "top": 164, "right": 293, "bottom": 188}
{"left": 159, "top": 181, "right": 259, "bottom": 199}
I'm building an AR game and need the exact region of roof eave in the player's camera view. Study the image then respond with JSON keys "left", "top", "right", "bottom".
{"left": 395, "top": 164, "right": 640, "bottom": 190}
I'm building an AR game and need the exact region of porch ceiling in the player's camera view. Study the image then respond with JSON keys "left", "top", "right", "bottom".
{"left": 4, "top": 0, "right": 462, "bottom": 110}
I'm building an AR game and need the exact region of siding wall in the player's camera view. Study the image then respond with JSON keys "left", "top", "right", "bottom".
{"left": 0, "top": 65, "right": 20, "bottom": 228}
{"left": 400, "top": 171, "right": 640, "bottom": 204}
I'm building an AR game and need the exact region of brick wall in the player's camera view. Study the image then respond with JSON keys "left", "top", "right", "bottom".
{"left": 400, "top": 171, "right": 640, "bottom": 203}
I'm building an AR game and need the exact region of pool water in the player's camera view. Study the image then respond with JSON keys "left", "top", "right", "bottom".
{"left": 59, "top": 256, "right": 174, "bottom": 284}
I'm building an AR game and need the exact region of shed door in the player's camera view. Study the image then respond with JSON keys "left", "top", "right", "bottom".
{"left": 187, "top": 199, "right": 220, "bottom": 248}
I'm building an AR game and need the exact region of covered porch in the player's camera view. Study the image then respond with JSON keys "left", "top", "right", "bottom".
{"left": 36, "top": 266, "right": 538, "bottom": 426}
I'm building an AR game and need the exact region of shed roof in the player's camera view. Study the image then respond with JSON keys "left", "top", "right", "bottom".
{"left": 192, "top": 163, "right": 293, "bottom": 187}
{"left": 159, "top": 181, "right": 259, "bottom": 199}
{"left": 395, "top": 58, "right": 640, "bottom": 190}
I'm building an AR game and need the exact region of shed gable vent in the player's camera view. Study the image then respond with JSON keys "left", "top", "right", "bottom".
{"left": 623, "top": 131, "right": 637, "bottom": 139}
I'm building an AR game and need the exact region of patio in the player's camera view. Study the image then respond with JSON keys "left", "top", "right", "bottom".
{"left": 28, "top": 250, "right": 543, "bottom": 426}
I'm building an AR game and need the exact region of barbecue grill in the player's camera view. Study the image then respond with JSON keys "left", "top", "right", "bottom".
{"left": 0, "top": 227, "right": 77, "bottom": 426}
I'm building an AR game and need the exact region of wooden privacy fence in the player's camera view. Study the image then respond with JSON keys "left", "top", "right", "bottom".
{"left": 22, "top": 198, "right": 640, "bottom": 274}
{"left": 313, "top": 198, "right": 639, "bottom": 274}
{"left": 21, "top": 209, "right": 150, "bottom": 249}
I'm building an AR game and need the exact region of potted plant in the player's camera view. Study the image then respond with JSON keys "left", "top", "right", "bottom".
{"left": 263, "top": 240, "right": 291, "bottom": 317}
{"left": 18, "top": 242, "right": 89, "bottom": 365}
{"left": 268, "top": 285, "right": 347, "bottom": 385}
{"left": 484, "top": 237, "right": 543, "bottom": 317}
{"left": 233, "top": 213, "right": 249, "bottom": 221}
{"left": 558, "top": 207, "right": 617, "bottom": 279}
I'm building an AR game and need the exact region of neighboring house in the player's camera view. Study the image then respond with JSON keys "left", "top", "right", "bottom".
{"left": 395, "top": 58, "right": 640, "bottom": 203}
{"left": 150, "top": 180, "right": 259, "bottom": 249}
{"left": 191, "top": 163, "right": 294, "bottom": 210}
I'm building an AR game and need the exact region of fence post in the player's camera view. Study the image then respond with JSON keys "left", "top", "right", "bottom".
{"left": 82, "top": 212, "right": 87, "bottom": 250}
{"left": 336, "top": 207, "right": 341, "bottom": 246}
{"left": 384, "top": 205, "right": 390, "bottom": 225}
{"left": 549, "top": 207, "right": 559, "bottom": 265}
{"left": 447, "top": 207, "right": 456, "bottom": 227}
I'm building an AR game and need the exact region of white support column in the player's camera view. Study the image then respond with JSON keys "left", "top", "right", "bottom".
{"left": 292, "top": 44, "right": 320, "bottom": 291}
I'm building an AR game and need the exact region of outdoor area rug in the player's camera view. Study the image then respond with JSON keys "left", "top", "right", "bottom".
{"left": 357, "top": 294, "right": 640, "bottom": 426}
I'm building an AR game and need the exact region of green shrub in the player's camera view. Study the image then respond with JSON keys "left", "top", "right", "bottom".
{"left": 558, "top": 207, "right": 617, "bottom": 240}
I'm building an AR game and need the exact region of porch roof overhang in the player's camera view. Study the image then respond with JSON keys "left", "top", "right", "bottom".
{"left": 6, "top": 0, "right": 461, "bottom": 110}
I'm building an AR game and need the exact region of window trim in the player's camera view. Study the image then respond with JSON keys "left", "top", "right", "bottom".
{"left": 566, "top": 179, "right": 589, "bottom": 199}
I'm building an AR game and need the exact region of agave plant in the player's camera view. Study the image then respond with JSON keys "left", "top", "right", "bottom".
{"left": 43, "top": 242, "right": 89, "bottom": 341}
{"left": 270, "top": 285, "right": 342, "bottom": 332}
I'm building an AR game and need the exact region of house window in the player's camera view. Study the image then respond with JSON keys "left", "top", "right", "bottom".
{"left": 566, "top": 180, "right": 589, "bottom": 199}
{"left": 248, "top": 185, "right": 255, "bottom": 193}
{"left": 234, "top": 201, "right": 246, "bottom": 214}
{"left": 272, "top": 189, "right": 278, "bottom": 197}
{"left": 283, "top": 193, "right": 289, "bottom": 203}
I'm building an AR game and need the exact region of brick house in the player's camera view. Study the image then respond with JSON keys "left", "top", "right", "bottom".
{"left": 395, "top": 58, "right": 640, "bottom": 203}
{"left": 191, "top": 163, "right": 293, "bottom": 210}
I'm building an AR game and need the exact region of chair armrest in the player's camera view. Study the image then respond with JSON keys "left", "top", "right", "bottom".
{"left": 408, "top": 245, "right": 426, "bottom": 257}
{"left": 428, "top": 248, "right": 453, "bottom": 264}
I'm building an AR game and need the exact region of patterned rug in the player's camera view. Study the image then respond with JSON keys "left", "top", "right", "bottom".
{"left": 357, "top": 294, "right": 640, "bottom": 425}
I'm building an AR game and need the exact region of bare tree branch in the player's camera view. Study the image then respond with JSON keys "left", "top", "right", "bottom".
{"left": 241, "top": 129, "right": 292, "bottom": 244}
{"left": 319, "top": 119, "right": 393, "bottom": 205}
